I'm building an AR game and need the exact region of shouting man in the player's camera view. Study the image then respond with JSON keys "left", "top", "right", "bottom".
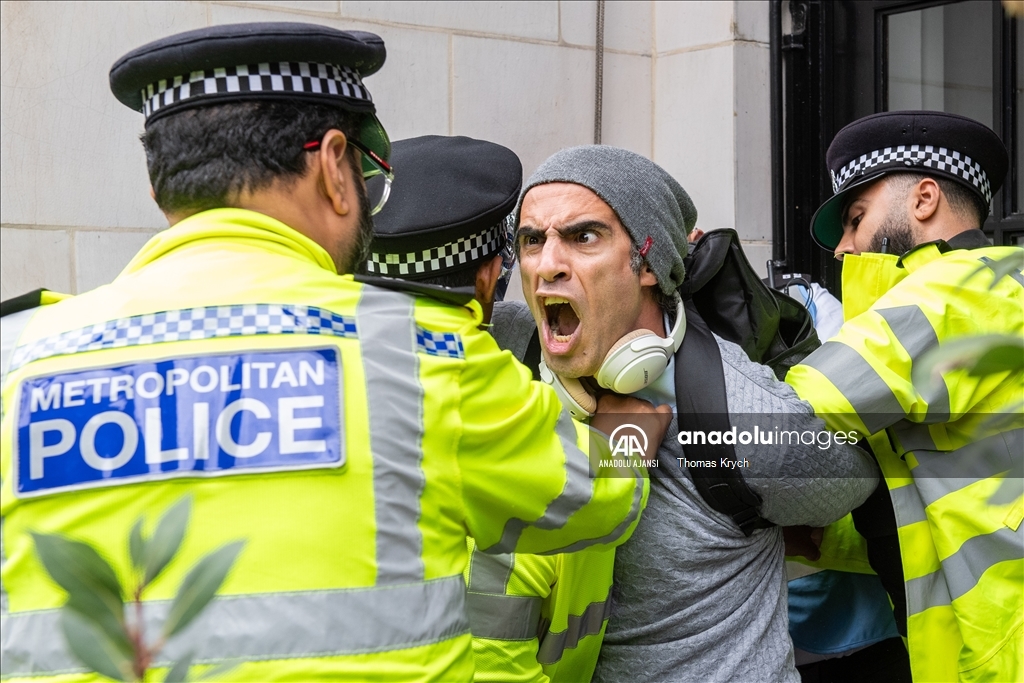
{"left": 513, "top": 145, "right": 879, "bottom": 682}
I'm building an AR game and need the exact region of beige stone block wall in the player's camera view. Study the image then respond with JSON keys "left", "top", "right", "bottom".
{"left": 0, "top": 0, "right": 771, "bottom": 301}
{"left": 651, "top": 0, "right": 772, "bottom": 274}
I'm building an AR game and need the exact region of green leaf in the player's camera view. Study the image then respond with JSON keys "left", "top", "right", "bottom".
{"left": 979, "top": 403, "right": 1024, "bottom": 435}
{"left": 913, "top": 334, "right": 1024, "bottom": 392}
{"left": 60, "top": 609, "right": 133, "bottom": 682}
{"left": 163, "top": 651, "right": 194, "bottom": 683}
{"left": 962, "top": 251, "right": 1024, "bottom": 289}
{"left": 33, "top": 533, "right": 122, "bottom": 599}
{"left": 145, "top": 496, "right": 192, "bottom": 586}
{"left": 984, "top": 251, "right": 1024, "bottom": 289}
{"left": 128, "top": 518, "right": 146, "bottom": 574}
{"left": 162, "top": 541, "right": 244, "bottom": 639}
{"left": 32, "top": 533, "right": 132, "bottom": 657}
{"left": 968, "top": 338, "right": 1024, "bottom": 376}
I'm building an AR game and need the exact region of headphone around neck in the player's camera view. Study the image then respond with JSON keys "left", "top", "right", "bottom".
{"left": 539, "top": 296, "right": 686, "bottom": 421}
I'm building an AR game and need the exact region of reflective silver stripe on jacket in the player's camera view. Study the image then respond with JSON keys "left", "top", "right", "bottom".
{"left": 551, "top": 471, "right": 644, "bottom": 555}
{"left": 800, "top": 341, "right": 903, "bottom": 434}
{"left": 890, "top": 484, "right": 927, "bottom": 527}
{"left": 980, "top": 255, "right": 1024, "bottom": 288}
{"left": 897, "top": 429, "right": 1023, "bottom": 615}
{"left": 465, "top": 546, "right": 544, "bottom": 641}
{"left": 905, "top": 567, "right": 952, "bottom": 616}
{"left": 0, "top": 575, "right": 469, "bottom": 677}
{"left": 939, "top": 525, "right": 1024, "bottom": 602}
{"left": 468, "top": 546, "right": 515, "bottom": 594}
{"left": 875, "top": 306, "right": 950, "bottom": 423}
{"left": 467, "top": 593, "right": 544, "bottom": 641}
{"left": 911, "top": 430, "right": 1023, "bottom": 497}
{"left": 465, "top": 545, "right": 544, "bottom": 640}
{"left": 891, "top": 420, "right": 938, "bottom": 452}
{"left": 486, "top": 410, "right": 598, "bottom": 554}
{"left": 537, "top": 595, "right": 613, "bottom": 664}
{"left": 905, "top": 524, "right": 1024, "bottom": 616}
{"left": 358, "top": 288, "right": 428, "bottom": 584}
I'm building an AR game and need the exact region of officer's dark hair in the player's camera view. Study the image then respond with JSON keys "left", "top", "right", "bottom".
{"left": 142, "top": 101, "right": 361, "bottom": 215}
{"left": 419, "top": 265, "right": 480, "bottom": 289}
{"left": 887, "top": 172, "right": 988, "bottom": 228}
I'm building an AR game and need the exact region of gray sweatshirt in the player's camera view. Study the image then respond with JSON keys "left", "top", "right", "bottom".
{"left": 491, "top": 301, "right": 879, "bottom": 683}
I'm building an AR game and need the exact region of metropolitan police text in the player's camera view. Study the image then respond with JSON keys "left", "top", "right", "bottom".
{"left": 16, "top": 348, "right": 342, "bottom": 497}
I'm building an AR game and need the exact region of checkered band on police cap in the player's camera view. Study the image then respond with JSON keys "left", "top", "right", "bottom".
{"left": 830, "top": 144, "right": 992, "bottom": 204}
{"left": 141, "top": 62, "right": 371, "bottom": 118}
{"left": 365, "top": 220, "right": 506, "bottom": 278}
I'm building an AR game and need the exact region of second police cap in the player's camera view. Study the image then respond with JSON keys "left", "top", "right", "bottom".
{"left": 109, "top": 22, "right": 391, "bottom": 170}
{"left": 366, "top": 135, "right": 523, "bottom": 280}
{"left": 811, "top": 110, "right": 1009, "bottom": 250}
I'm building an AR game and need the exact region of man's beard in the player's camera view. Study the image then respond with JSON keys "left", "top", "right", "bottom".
{"left": 868, "top": 204, "right": 916, "bottom": 256}
{"left": 335, "top": 170, "right": 375, "bottom": 275}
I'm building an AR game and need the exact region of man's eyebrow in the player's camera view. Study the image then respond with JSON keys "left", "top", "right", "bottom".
{"left": 557, "top": 220, "right": 610, "bottom": 238}
{"left": 517, "top": 225, "right": 544, "bottom": 240}
{"left": 516, "top": 220, "right": 611, "bottom": 240}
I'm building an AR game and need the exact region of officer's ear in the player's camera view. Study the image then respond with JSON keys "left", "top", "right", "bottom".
{"left": 911, "top": 177, "right": 942, "bottom": 223}
{"left": 475, "top": 254, "right": 504, "bottom": 327}
{"left": 317, "top": 130, "right": 353, "bottom": 217}
{"left": 475, "top": 254, "right": 504, "bottom": 306}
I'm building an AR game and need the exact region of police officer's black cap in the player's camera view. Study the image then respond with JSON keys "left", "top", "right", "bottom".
{"left": 109, "top": 22, "right": 390, "bottom": 167}
{"left": 366, "top": 136, "right": 522, "bottom": 280}
{"left": 811, "top": 110, "right": 1008, "bottom": 250}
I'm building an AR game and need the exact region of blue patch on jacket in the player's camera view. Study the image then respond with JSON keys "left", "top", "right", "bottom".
{"left": 15, "top": 347, "right": 342, "bottom": 497}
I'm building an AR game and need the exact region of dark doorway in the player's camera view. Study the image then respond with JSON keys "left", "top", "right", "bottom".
{"left": 770, "top": 0, "right": 1024, "bottom": 294}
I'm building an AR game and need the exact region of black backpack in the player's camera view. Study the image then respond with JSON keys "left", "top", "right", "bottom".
{"left": 676, "top": 229, "right": 820, "bottom": 534}
{"left": 680, "top": 228, "right": 821, "bottom": 381}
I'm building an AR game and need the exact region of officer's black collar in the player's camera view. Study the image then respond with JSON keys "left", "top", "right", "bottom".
{"left": 354, "top": 274, "right": 474, "bottom": 306}
{"left": 896, "top": 229, "right": 992, "bottom": 267}
{"left": 945, "top": 228, "right": 992, "bottom": 250}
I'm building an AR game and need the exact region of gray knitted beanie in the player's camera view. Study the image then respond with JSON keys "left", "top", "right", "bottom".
{"left": 517, "top": 145, "right": 697, "bottom": 295}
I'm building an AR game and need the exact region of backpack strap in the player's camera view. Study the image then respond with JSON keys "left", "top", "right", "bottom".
{"left": 675, "top": 300, "right": 774, "bottom": 536}
{"left": 522, "top": 329, "right": 543, "bottom": 381}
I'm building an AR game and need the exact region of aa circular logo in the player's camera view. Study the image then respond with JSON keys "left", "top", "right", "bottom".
{"left": 608, "top": 423, "right": 649, "bottom": 459}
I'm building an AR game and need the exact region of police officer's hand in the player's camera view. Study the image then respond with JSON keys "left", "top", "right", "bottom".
{"left": 783, "top": 525, "right": 824, "bottom": 561}
{"left": 591, "top": 394, "right": 673, "bottom": 449}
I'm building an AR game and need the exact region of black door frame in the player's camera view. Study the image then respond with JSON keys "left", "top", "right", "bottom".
{"left": 770, "top": 0, "right": 1024, "bottom": 296}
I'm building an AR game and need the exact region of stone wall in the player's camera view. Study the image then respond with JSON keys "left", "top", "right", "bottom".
{"left": 0, "top": 0, "right": 771, "bottom": 300}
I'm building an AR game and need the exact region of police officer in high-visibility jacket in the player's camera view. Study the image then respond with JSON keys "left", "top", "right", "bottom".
{"left": 365, "top": 135, "right": 623, "bottom": 683}
{"left": 0, "top": 24, "right": 651, "bottom": 682}
{"left": 785, "top": 111, "right": 1023, "bottom": 682}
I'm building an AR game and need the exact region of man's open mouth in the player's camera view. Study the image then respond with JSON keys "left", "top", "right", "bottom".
{"left": 543, "top": 296, "right": 581, "bottom": 343}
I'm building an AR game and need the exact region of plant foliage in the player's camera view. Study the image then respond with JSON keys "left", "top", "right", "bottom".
{"left": 32, "top": 496, "right": 243, "bottom": 681}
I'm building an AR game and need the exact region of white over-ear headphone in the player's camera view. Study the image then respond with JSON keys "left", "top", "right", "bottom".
{"left": 539, "top": 296, "right": 686, "bottom": 421}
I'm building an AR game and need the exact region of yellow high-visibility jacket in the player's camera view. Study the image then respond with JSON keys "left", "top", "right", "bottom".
{"left": 786, "top": 238, "right": 1024, "bottom": 682}
{"left": 463, "top": 539, "right": 616, "bottom": 683}
{"left": 0, "top": 208, "right": 647, "bottom": 682}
